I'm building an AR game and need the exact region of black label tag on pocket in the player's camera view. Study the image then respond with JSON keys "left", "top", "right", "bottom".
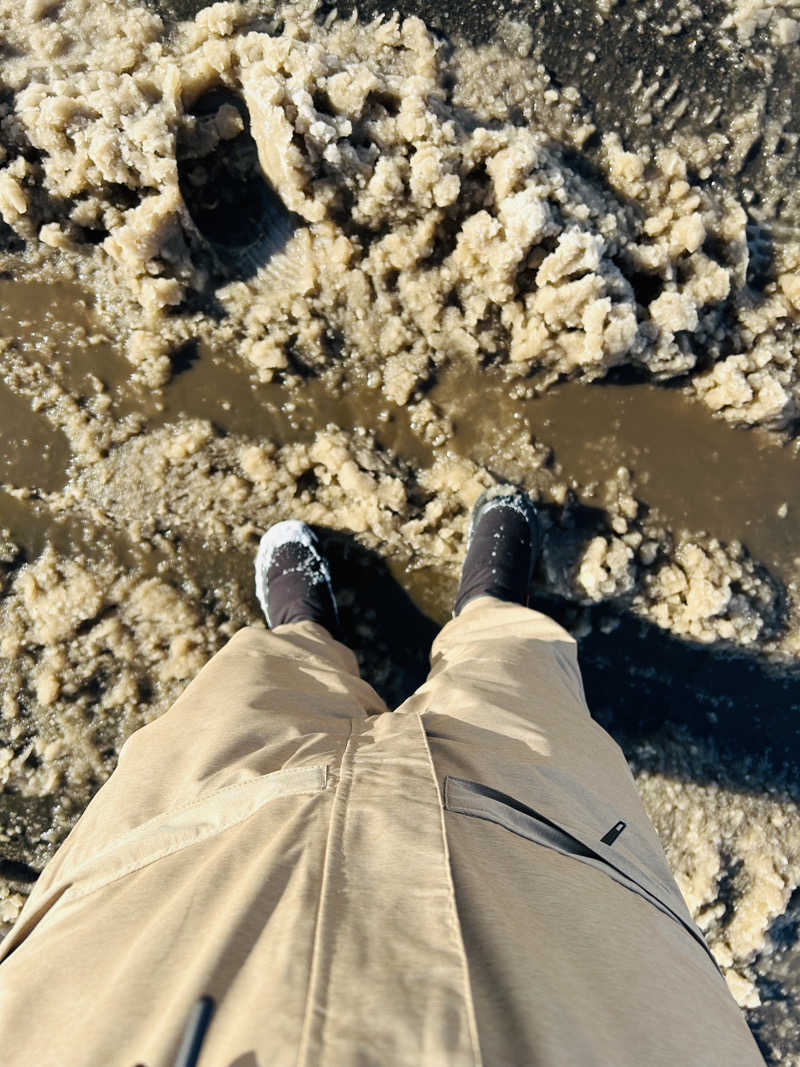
{"left": 601, "top": 820, "right": 626, "bottom": 845}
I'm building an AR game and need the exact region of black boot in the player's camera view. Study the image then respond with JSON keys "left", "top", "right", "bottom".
{"left": 255, "top": 520, "right": 340, "bottom": 634}
{"left": 453, "top": 488, "right": 541, "bottom": 617}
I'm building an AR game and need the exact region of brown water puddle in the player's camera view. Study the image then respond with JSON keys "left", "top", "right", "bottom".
{"left": 0, "top": 280, "right": 85, "bottom": 494}
{"left": 0, "top": 278, "right": 131, "bottom": 500}
{"left": 0, "top": 487, "right": 164, "bottom": 578}
{"left": 0, "top": 278, "right": 92, "bottom": 339}
{"left": 431, "top": 367, "right": 800, "bottom": 583}
{"left": 152, "top": 342, "right": 435, "bottom": 469}
{"left": 529, "top": 381, "right": 800, "bottom": 578}
{"left": 0, "top": 277, "right": 798, "bottom": 592}
{"left": 0, "top": 380, "right": 70, "bottom": 492}
{"left": 0, "top": 277, "right": 134, "bottom": 403}
{"left": 0, "top": 279, "right": 433, "bottom": 465}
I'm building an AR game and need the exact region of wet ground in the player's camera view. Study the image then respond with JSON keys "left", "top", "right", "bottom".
{"left": 3, "top": 252, "right": 800, "bottom": 1060}
{"left": 1, "top": 0, "right": 799, "bottom": 1058}
{"left": 4, "top": 275, "right": 799, "bottom": 585}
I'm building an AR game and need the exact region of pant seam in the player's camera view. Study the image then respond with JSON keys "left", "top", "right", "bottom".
{"left": 297, "top": 719, "right": 357, "bottom": 1066}
{"left": 414, "top": 711, "right": 484, "bottom": 1067}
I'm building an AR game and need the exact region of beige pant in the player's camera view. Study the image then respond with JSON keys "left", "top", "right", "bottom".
{"left": 0, "top": 597, "right": 763, "bottom": 1066}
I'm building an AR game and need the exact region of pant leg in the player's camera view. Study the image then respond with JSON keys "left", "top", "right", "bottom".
{"left": 396, "top": 592, "right": 693, "bottom": 916}
{"left": 1, "top": 621, "right": 388, "bottom": 960}
{"left": 396, "top": 595, "right": 763, "bottom": 1067}
{"left": 65, "top": 621, "right": 387, "bottom": 850}
{"left": 397, "top": 593, "right": 613, "bottom": 794}
{"left": 404, "top": 592, "right": 591, "bottom": 732}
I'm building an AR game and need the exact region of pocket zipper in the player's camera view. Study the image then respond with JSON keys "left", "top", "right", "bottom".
{"left": 444, "top": 775, "right": 719, "bottom": 971}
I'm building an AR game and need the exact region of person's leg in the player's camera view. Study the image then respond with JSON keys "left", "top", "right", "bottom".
{"left": 0, "top": 529, "right": 394, "bottom": 1066}
{"left": 88, "top": 619, "right": 387, "bottom": 837}
{"left": 400, "top": 486, "right": 593, "bottom": 766}
{"left": 254, "top": 519, "right": 341, "bottom": 636}
{"left": 452, "top": 486, "right": 540, "bottom": 618}
{"left": 399, "top": 593, "right": 613, "bottom": 808}
{"left": 396, "top": 488, "right": 697, "bottom": 962}
{"left": 17, "top": 524, "right": 387, "bottom": 916}
{"left": 397, "top": 492, "right": 761, "bottom": 1066}
{"left": 399, "top": 489, "right": 686, "bottom": 911}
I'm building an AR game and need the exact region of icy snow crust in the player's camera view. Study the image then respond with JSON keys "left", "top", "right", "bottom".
{"left": 0, "top": 0, "right": 797, "bottom": 423}
{"left": 0, "top": 0, "right": 797, "bottom": 1057}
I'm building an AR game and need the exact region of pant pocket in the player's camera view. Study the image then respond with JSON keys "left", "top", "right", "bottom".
{"left": 444, "top": 774, "right": 718, "bottom": 969}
